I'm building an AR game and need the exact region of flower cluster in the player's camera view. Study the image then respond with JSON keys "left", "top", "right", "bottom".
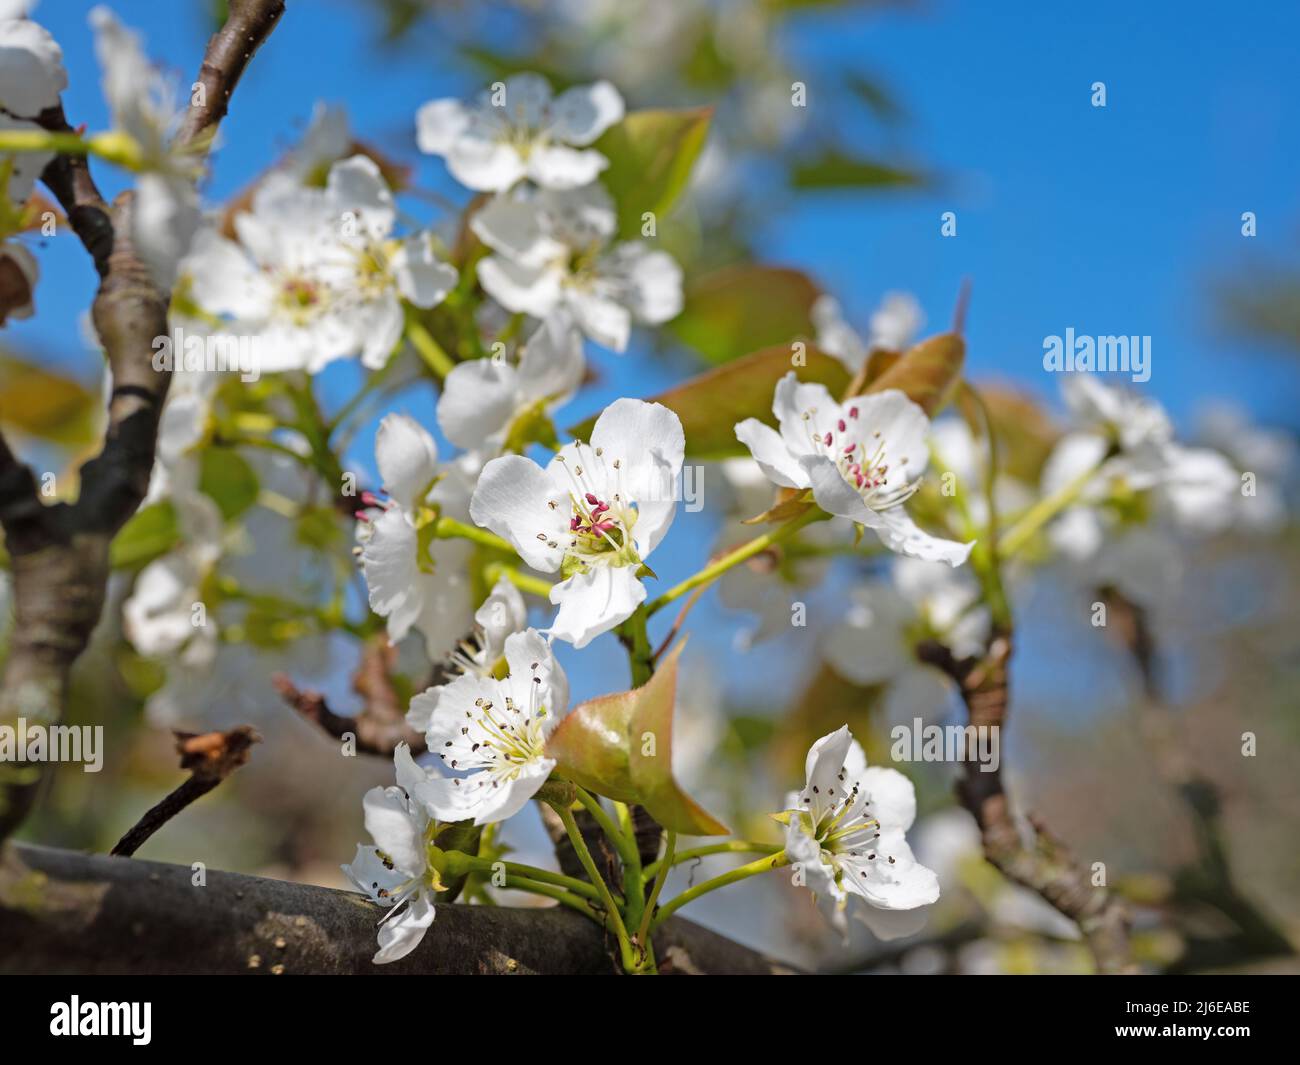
{"left": 17, "top": 19, "right": 1283, "bottom": 976}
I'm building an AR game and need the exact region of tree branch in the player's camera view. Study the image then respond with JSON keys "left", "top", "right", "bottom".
{"left": 274, "top": 637, "right": 426, "bottom": 755}
{"left": 178, "top": 0, "right": 287, "bottom": 149}
{"left": 0, "top": 844, "right": 797, "bottom": 975}
{"left": 916, "top": 632, "right": 1134, "bottom": 973}
{"left": 111, "top": 727, "right": 261, "bottom": 857}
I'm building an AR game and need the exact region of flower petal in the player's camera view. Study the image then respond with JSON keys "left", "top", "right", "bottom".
{"left": 550, "top": 80, "right": 624, "bottom": 144}
{"left": 588, "top": 398, "right": 685, "bottom": 557}
{"left": 375, "top": 413, "right": 438, "bottom": 511}
{"left": 469, "top": 454, "right": 568, "bottom": 572}
{"left": 361, "top": 785, "right": 424, "bottom": 877}
{"left": 734, "top": 418, "right": 809, "bottom": 490}
{"left": 414, "top": 97, "right": 469, "bottom": 156}
{"left": 526, "top": 144, "right": 610, "bottom": 188}
{"left": 437, "top": 357, "right": 520, "bottom": 451}
{"left": 548, "top": 565, "right": 645, "bottom": 648}
{"left": 373, "top": 889, "right": 435, "bottom": 963}
{"left": 477, "top": 255, "right": 563, "bottom": 317}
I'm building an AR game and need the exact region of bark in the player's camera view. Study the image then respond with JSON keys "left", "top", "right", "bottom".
{"left": 917, "top": 631, "right": 1134, "bottom": 973}
{"left": 0, "top": 844, "right": 796, "bottom": 975}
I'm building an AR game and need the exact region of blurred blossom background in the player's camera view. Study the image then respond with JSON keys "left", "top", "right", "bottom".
{"left": 3, "top": 0, "right": 1298, "bottom": 973}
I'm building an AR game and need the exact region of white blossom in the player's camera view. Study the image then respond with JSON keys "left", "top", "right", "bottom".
{"left": 416, "top": 73, "right": 624, "bottom": 192}
{"left": 0, "top": 13, "right": 67, "bottom": 203}
{"left": 824, "top": 558, "right": 989, "bottom": 724}
{"left": 89, "top": 6, "right": 201, "bottom": 285}
{"left": 358, "top": 414, "right": 475, "bottom": 659}
{"left": 410, "top": 628, "right": 569, "bottom": 825}
{"left": 471, "top": 183, "right": 681, "bottom": 352}
{"left": 783, "top": 726, "right": 939, "bottom": 940}
{"left": 342, "top": 745, "right": 440, "bottom": 963}
{"left": 735, "top": 372, "right": 974, "bottom": 565}
{"left": 469, "top": 398, "right": 684, "bottom": 647}
{"left": 405, "top": 577, "right": 528, "bottom": 734}
{"left": 185, "top": 155, "right": 456, "bottom": 373}
{"left": 812, "top": 291, "right": 923, "bottom": 373}
{"left": 436, "top": 313, "right": 585, "bottom": 453}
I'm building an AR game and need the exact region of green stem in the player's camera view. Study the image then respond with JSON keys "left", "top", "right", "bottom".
{"left": 551, "top": 802, "right": 637, "bottom": 971}
{"left": 645, "top": 505, "right": 827, "bottom": 615}
{"left": 642, "top": 840, "right": 782, "bottom": 881}
{"left": 571, "top": 786, "right": 640, "bottom": 870}
{"left": 404, "top": 305, "right": 455, "bottom": 378}
{"left": 617, "top": 607, "right": 654, "bottom": 687}
{"left": 649, "top": 852, "right": 787, "bottom": 933}
{"left": 997, "top": 459, "right": 1106, "bottom": 559}
{"left": 433, "top": 515, "right": 512, "bottom": 553}
{"left": 637, "top": 831, "right": 674, "bottom": 947}
{"left": 453, "top": 855, "right": 603, "bottom": 903}
{"left": 482, "top": 561, "right": 555, "bottom": 600}
{"left": 0, "top": 128, "right": 144, "bottom": 168}
{"left": 501, "top": 875, "right": 600, "bottom": 922}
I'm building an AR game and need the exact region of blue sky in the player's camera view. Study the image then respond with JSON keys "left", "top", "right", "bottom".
{"left": 20, "top": 0, "right": 1300, "bottom": 423}
{"left": 10, "top": 0, "right": 1298, "bottom": 715}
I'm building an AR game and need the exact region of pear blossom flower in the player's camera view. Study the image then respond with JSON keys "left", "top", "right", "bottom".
{"left": 89, "top": 7, "right": 203, "bottom": 285}
{"left": 405, "top": 577, "right": 528, "bottom": 733}
{"left": 471, "top": 183, "right": 682, "bottom": 352}
{"left": 812, "top": 291, "right": 923, "bottom": 373}
{"left": 1197, "top": 402, "right": 1294, "bottom": 532}
{"left": 122, "top": 486, "right": 224, "bottom": 666}
{"left": 416, "top": 73, "right": 624, "bottom": 192}
{"left": 735, "top": 372, "right": 974, "bottom": 565}
{"left": 186, "top": 156, "right": 456, "bottom": 373}
{"left": 410, "top": 628, "right": 569, "bottom": 825}
{"left": 469, "top": 398, "right": 684, "bottom": 647}
{"left": 1061, "top": 374, "right": 1172, "bottom": 454}
{"left": 358, "top": 413, "right": 475, "bottom": 658}
{"left": 0, "top": 12, "right": 67, "bottom": 203}
{"left": 1041, "top": 392, "right": 1241, "bottom": 608}
{"left": 280, "top": 101, "right": 351, "bottom": 183}
{"left": 824, "top": 558, "right": 989, "bottom": 724}
{"left": 342, "top": 745, "right": 441, "bottom": 963}
{"left": 783, "top": 726, "right": 939, "bottom": 940}
{"left": 436, "top": 313, "right": 585, "bottom": 453}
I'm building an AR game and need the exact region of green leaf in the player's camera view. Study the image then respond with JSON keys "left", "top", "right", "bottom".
{"left": 594, "top": 107, "right": 712, "bottom": 239}
{"left": 199, "top": 447, "right": 259, "bottom": 521}
{"left": 110, "top": 501, "right": 179, "bottom": 570}
{"left": 570, "top": 343, "right": 850, "bottom": 460}
{"left": 861, "top": 332, "right": 966, "bottom": 416}
{"left": 0, "top": 351, "right": 98, "bottom": 447}
{"left": 546, "top": 640, "right": 729, "bottom": 836}
{"left": 790, "top": 150, "right": 927, "bottom": 191}
{"left": 672, "top": 265, "right": 821, "bottom": 366}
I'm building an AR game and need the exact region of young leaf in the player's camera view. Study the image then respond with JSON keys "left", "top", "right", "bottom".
{"left": 594, "top": 107, "right": 712, "bottom": 239}
{"left": 546, "top": 640, "right": 729, "bottom": 836}
{"left": 672, "top": 264, "right": 821, "bottom": 366}
{"left": 860, "top": 331, "right": 965, "bottom": 415}
{"left": 790, "top": 150, "right": 927, "bottom": 191}
{"left": 0, "top": 351, "right": 98, "bottom": 447}
{"left": 199, "top": 447, "right": 260, "bottom": 520}
{"left": 110, "top": 501, "right": 180, "bottom": 570}
{"left": 568, "top": 343, "right": 850, "bottom": 460}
